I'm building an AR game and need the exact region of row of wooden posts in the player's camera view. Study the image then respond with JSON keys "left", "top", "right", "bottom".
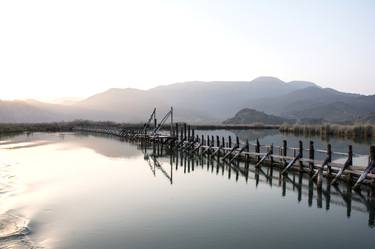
{"left": 74, "top": 122, "right": 375, "bottom": 189}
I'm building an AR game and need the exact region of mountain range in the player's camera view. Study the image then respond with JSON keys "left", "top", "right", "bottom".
{"left": 1, "top": 76, "right": 374, "bottom": 124}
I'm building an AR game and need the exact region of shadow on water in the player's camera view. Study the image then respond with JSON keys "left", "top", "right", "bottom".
{"left": 143, "top": 143, "right": 375, "bottom": 228}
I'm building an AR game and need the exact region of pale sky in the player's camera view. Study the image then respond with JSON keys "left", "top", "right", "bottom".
{"left": 0, "top": 0, "right": 374, "bottom": 101}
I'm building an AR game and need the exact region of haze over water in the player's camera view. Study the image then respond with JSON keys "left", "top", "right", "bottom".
{"left": 0, "top": 131, "right": 374, "bottom": 248}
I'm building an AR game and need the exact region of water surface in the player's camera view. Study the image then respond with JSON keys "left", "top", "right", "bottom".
{"left": 0, "top": 132, "right": 374, "bottom": 249}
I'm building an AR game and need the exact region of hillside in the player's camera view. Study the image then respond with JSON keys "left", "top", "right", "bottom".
{"left": 0, "top": 76, "right": 374, "bottom": 124}
{"left": 223, "top": 108, "right": 293, "bottom": 125}
{"left": 74, "top": 76, "right": 318, "bottom": 123}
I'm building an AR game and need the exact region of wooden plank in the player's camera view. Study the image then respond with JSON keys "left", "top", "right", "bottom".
{"left": 255, "top": 150, "right": 272, "bottom": 168}
{"left": 353, "top": 146, "right": 375, "bottom": 188}
{"left": 331, "top": 145, "right": 353, "bottom": 185}
{"left": 281, "top": 154, "right": 301, "bottom": 174}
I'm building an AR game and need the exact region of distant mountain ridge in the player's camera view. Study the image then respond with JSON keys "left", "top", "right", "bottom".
{"left": 0, "top": 76, "right": 374, "bottom": 124}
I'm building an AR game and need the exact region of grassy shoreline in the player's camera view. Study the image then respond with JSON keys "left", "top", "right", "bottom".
{"left": 0, "top": 121, "right": 145, "bottom": 134}
{"left": 1, "top": 121, "right": 374, "bottom": 141}
{"left": 279, "top": 124, "right": 375, "bottom": 139}
{"left": 0, "top": 121, "right": 280, "bottom": 134}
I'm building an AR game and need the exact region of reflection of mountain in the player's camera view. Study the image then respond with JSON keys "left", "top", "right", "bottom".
{"left": 231, "top": 129, "right": 279, "bottom": 142}
{"left": 0, "top": 132, "right": 142, "bottom": 159}
{"left": 66, "top": 133, "right": 142, "bottom": 159}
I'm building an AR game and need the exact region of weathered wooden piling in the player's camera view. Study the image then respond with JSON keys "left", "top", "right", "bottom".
{"left": 309, "top": 141, "right": 315, "bottom": 173}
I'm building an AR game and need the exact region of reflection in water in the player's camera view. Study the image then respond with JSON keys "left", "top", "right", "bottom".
{"left": 144, "top": 145, "right": 375, "bottom": 228}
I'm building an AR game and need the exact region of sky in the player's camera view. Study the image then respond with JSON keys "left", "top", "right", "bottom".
{"left": 0, "top": 0, "right": 374, "bottom": 101}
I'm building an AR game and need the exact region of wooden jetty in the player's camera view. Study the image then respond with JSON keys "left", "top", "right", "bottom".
{"left": 74, "top": 107, "right": 375, "bottom": 189}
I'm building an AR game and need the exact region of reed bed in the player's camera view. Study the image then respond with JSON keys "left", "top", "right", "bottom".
{"left": 280, "top": 124, "right": 375, "bottom": 139}
{"left": 0, "top": 120, "right": 144, "bottom": 134}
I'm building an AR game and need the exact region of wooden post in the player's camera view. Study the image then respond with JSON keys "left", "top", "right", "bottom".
{"left": 207, "top": 135, "right": 210, "bottom": 147}
{"left": 309, "top": 141, "right": 314, "bottom": 173}
{"left": 327, "top": 144, "right": 332, "bottom": 175}
{"left": 256, "top": 139, "right": 260, "bottom": 162}
{"left": 298, "top": 140, "right": 303, "bottom": 170}
{"left": 222, "top": 137, "right": 225, "bottom": 148}
{"left": 283, "top": 140, "right": 287, "bottom": 167}
{"left": 201, "top": 135, "right": 204, "bottom": 146}
{"left": 228, "top": 136, "right": 232, "bottom": 148}
{"left": 245, "top": 139, "right": 250, "bottom": 164}
{"left": 171, "top": 107, "right": 174, "bottom": 135}
{"left": 192, "top": 129, "right": 195, "bottom": 141}
{"left": 175, "top": 123, "right": 178, "bottom": 138}
{"left": 211, "top": 136, "right": 214, "bottom": 147}
{"left": 183, "top": 123, "right": 187, "bottom": 140}
{"left": 216, "top": 136, "right": 220, "bottom": 147}
{"left": 370, "top": 145, "right": 375, "bottom": 163}
{"left": 347, "top": 145, "right": 353, "bottom": 181}
{"left": 348, "top": 145, "right": 353, "bottom": 164}
{"left": 269, "top": 144, "right": 274, "bottom": 165}
{"left": 187, "top": 125, "right": 191, "bottom": 141}
{"left": 236, "top": 136, "right": 239, "bottom": 147}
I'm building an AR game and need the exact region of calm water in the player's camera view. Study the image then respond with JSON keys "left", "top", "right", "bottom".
{"left": 0, "top": 131, "right": 374, "bottom": 249}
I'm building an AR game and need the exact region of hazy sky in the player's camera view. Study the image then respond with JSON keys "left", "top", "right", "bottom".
{"left": 0, "top": 0, "right": 374, "bottom": 101}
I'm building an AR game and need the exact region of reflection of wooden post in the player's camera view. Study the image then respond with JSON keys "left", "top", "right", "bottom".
{"left": 347, "top": 184, "right": 352, "bottom": 218}
{"left": 308, "top": 177, "right": 313, "bottom": 207}
{"left": 325, "top": 183, "right": 331, "bottom": 210}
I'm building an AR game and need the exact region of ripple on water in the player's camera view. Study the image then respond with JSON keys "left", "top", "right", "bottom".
{"left": 0, "top": 162, "right": 40, "bottom": 249}
{"left": 0, "top": 212, "right": 38, "bottom": 249}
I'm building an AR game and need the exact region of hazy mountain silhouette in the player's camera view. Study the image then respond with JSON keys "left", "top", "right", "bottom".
{"left": 0, "top": 76, "right": 374, "bottom": 124}
{"left": 247, "top": 86, "right": 375, "bottom": 122}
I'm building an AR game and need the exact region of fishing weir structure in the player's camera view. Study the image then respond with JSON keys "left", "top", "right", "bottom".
{"left": 74, "top": 107, "right": 375, "bottom": 189}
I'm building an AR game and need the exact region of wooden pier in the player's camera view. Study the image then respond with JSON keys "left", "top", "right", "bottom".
{"left": 74, "top": 108, "right": 375, "bottom": 189}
